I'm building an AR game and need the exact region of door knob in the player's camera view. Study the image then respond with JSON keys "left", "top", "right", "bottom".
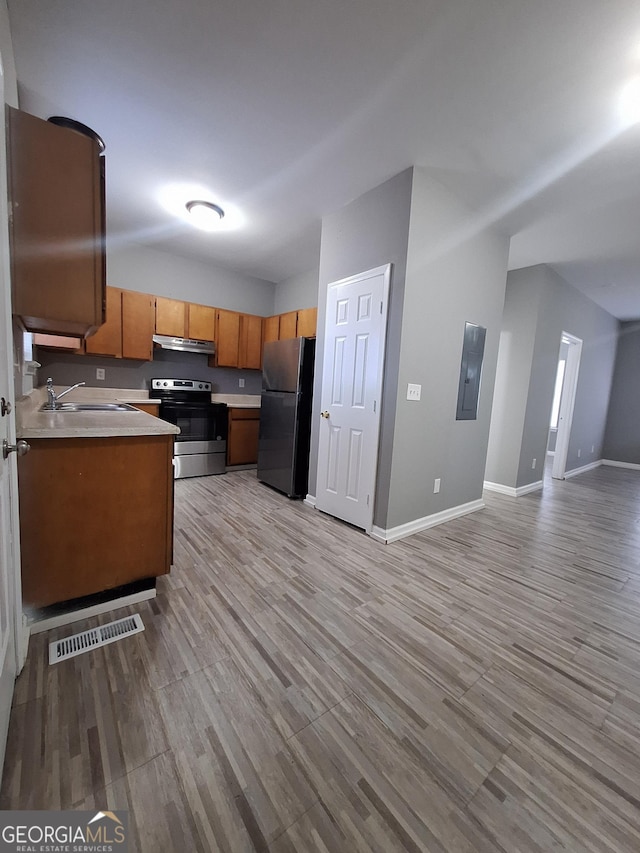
{"left": 2, "top": 439, "right": 31, "bottom": 460}
{"left": 321, "top": 411, "right": 330, "bottom": 419}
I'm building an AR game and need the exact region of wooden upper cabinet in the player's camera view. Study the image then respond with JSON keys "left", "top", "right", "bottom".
{"left": 155, "top": 296, "right": 186, "bottom": 337}
{"left": 85, "top": 286, "right": 123, "bottom": 357}
{"left": 122, "top": 290, "right": 155, "bottom": 360}
{"left": 187, "top": 303, "right": 216, "bottom": 341}
{"left": 239, "top": 314, "right": 263, "bottom": 370}
{"left": 7, "top": 106, "right": 105, "bottom": 337}
{"left": 278, "top": 311, "right": 298, "bottom": 340}
{"left": 214, "top": 309, "right": 241, "bottom": 367}
{"left": 297, "top": 307, "right": 317, "bottom": 338}
{"left": 263, "top": 315, "right": 280, "bottom": 343}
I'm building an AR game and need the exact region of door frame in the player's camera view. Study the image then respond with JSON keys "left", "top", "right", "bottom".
{"left": 316, "top": 263, "right": 391, "bottom": 533}
{"left": 552, "top": 331, "right": 582, "bottom": 480}
{"left": 0, "top": 52, "right": 25, "bottom": 775}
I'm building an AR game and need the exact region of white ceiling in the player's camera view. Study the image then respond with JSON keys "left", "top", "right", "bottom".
{"left": 7, "top": 0, "right": 640, "bottom": 318}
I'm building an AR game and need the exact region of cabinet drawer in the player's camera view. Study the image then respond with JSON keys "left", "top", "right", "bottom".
{"left": 229, "top": 408, "right": 260, "bottom": 420}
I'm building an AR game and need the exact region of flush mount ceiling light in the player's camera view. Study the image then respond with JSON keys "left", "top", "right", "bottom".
{"left": 185, "top": 200, "right": 225, "bottom": 231}
{"left": 618, "top": 75, "right": 640, "bottom": 126}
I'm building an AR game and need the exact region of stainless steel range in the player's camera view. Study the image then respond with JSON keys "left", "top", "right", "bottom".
{"left": 150, "top": 379, "right": 227, "bottom": 478}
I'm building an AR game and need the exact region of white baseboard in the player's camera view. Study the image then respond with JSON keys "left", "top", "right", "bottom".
{"left": 602, "top": 459, "right": 640, "bottom": 471}
{"left": 483, "top": 480, "right": 543, "bottom": 497}
{"left": 304, "top": 494, "right": 317, "bottom": 508}
{"left": 564, "top": 459, "right": 602, "bottom": 479}
{"left": 370, "top": 498, "right": 485, "bottom": 544}
{"left": 29, "top": 588, "right": 157, "bottom": 635}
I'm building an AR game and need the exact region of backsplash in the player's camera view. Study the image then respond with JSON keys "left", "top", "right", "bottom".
{"left": 36, "top": 348, "right": 263, "bottom": 394}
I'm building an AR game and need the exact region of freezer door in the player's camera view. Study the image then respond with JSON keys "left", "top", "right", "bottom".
{"left": 257, "top": 391, "right": 301, "bottom": 496}
{"left": 262, "top": 338, "right": 303, "bottom": 392}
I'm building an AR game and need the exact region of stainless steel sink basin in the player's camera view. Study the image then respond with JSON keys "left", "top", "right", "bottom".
{"left": 40, "top": 402, "right": 138, "bottom": 412}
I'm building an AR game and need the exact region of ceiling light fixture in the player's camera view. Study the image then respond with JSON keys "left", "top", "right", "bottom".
{"left": 185, "top": 200, "right": 225, "bottom": 231}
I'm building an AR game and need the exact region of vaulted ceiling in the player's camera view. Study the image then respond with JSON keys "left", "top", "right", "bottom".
{"left": 8, "top": 0, "right": 640, "bottom": 317}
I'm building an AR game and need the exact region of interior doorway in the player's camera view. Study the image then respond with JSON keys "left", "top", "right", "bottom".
{"left": 551, "top": 332, "right": 583, "bottom": 480}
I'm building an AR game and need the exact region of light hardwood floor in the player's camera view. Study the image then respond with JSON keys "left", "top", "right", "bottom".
{"left": 3, "top": 465, "right": 640, "bottom": 851}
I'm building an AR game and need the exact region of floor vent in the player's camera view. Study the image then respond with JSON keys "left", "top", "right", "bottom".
{"left": 48, "top": 614, "right": 144, "bottom": 665}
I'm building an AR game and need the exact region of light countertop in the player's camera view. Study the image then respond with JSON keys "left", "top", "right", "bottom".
{"left": 211, "top": 394, "right": 261, "bottom": 409}
{"left": 17, "top": 387, "right": 179, "bottom": 439}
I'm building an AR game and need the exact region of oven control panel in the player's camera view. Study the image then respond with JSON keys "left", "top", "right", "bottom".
{"left": 151, "top": 379, "right": 212, "bottom": 393}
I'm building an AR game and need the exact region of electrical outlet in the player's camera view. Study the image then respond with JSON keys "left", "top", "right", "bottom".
{"left": 532, "top": 458, "right": 536, "bottom": 469}
{"left": 433, "top": 478, "right": 441, "bottom": 494}
{"left": 96, "top": 368, "right": 105, "bottom": 381}
{"left": 407, "top": 383, "right": 421, "bottom": 401}
{"left": 239, "top": 378, "right": 245, "bottom": 388}
{"left": 577, "top": 448, "right": 581, "bottom": 458}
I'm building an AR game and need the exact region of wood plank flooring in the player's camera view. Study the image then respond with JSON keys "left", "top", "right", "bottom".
{"left": 4, "top": 464, "right": 640, "bottom": 851}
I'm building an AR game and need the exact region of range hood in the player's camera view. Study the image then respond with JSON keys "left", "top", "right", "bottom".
{"left": 152, "top": 335, "right": 216, "bottom": 355}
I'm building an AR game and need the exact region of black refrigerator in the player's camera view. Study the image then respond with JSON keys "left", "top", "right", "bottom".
{"left": 257, "top": 337, "right": 316, "bottom": 498}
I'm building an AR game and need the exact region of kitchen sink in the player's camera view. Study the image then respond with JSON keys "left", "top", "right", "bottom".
{"left": 40, "top": 402, "right": 138, "bottom": 412}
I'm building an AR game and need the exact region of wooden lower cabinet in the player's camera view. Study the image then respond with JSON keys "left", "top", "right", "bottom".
{"left": 132, "top": 403, "right": 160, "bottom": 417}
{"left": 18, "top": 434, "right": 174, "bottom": 608}
{"left": 227, "top": 408, "right": 260, "bottom": 466}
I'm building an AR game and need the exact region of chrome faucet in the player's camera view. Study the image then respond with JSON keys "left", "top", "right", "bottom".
{"left": 45, "top": 377, "right": 86, "bottom": 410}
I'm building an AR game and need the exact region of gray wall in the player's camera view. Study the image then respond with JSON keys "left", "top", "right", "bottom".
{"left": 108, "top": 243, "right": 276, "bottom": 316}
{"left": 308, "top": 168, "right": 413, "bottom": 506}
{"left": 382, "top": 168, "right": 509, "bottom": 529}
{"left": 274, "top": 268, "right": 319, "bottom": 314}
{"left": 603, "top": 321, "right": 640, "bottom": 463}
{"left": 486, "top": 264, "right": 618, "bottom": 489}
{"left": 309, "top": 166, "right": 510, "bottom": 533}
{"left": 484, "top": 268, "right": 542, "bottom": 486}
{"left": 36, "top": 348, "right": 262, "bottom": 394}
{"left": 0, "top": 1, "right": 17, "bottom": 108}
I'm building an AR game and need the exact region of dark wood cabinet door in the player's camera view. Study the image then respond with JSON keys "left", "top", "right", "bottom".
{"left": 7, "top": 107, "right": 105, "bottom": 336}
{"left": 297, "top": 307, "right": 317, "bottom": 337}
{"left": 278, "top": 311, "right": 298, "bottom": 340}
{"left": 155, "top": 296, "right": 187, "bottom": 337}
{"left": 215, "top": 309, "right": 241, "bottom": 367}
{"left": 187, "top": 303, "right": 216, "bottom": 341}
{"left": 122, "top": 290, "right": 155, "bottom": 360}
{"left": 85, "top": 286, "right": 123, "bottom": 357}
{"left": 239, "top": 314, "right": 263, "bottom": 369}
{"left": 227, "top": 409, "right": 260, "bottom": 465}
{"left": 263, "top": 315, "right": 280, "bottom": 343}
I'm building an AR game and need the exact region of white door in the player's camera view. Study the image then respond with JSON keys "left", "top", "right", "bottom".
{"left": 316, "top": 264, "right": 390, "bottom": 532}
{"left": 552, "top": 332, "right": 583, "bottom": 480}
{"left": 0, "top": 58, "right": 22, "bottom": 773}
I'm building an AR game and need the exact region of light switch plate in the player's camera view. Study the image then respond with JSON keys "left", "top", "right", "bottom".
{"left": 407, "top": 383, "right": 421, "bottom": 401}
